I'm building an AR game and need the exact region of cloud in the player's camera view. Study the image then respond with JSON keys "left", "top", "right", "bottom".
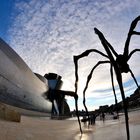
{"left": 7, "top": 0, "right": 140, "bottom": 110}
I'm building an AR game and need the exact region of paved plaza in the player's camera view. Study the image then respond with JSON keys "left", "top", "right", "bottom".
{"left": 0, "top": 110, "right": 140, "bottom": 140}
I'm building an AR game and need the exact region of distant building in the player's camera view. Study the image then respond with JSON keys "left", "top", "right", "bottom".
{"left": 99, "top": 105, "right": 109, "bottom": 112}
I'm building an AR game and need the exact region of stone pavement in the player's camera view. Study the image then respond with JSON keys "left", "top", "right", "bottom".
{"left": 0, "top": 110, "right": 139, "bottom": 140}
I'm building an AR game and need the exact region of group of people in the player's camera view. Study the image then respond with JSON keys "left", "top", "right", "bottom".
{"left": 82, "top": 113, "right": 96, "bottom": 125}
{"left": 81, "top": 112, "right": 106, "bottom": 125}
{"left": 89, "top": 114, "right": 96, "bottom": 125}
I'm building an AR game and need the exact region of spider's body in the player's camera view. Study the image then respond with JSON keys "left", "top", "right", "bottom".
{"left": 73, "top": 16, "right": 140, "bottom": 140}
{"left": 116, "top": 55, "right": 130, "bottom": 73}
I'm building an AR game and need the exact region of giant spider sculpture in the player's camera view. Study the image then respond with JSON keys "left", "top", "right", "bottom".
{"left": 73, "top": 16, "right": 140, "bottom": 140}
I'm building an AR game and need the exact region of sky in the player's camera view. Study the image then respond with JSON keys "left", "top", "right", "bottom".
{"left": 0, "top": 0, "right": 140, "bottom": 111}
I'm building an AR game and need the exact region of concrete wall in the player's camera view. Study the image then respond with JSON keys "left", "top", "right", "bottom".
{"left": 0, "top": 102, "right": 21, "bottom": 122}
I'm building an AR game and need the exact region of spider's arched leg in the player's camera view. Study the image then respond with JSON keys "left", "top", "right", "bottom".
{"left": 110, "top": 64, "right": 118, "bottom": 117}
{"left": 73, "top": 49, "right": 109, "bottom": 133}
{"left": 128, "top": 49, "right": 140, "bottom": 60}
{"left": 73, "top": 56, "right": 82, "bottom": 134}
{"left": 94, "top": 28, "right": 117, "bottom": 64}
{"left": 104, "top": 40, "right": 118, "bottom": 57}
{"left": 94, "top": 28, "right": 119, "bottom": 114}
{"left": 75, "top": 49, "right": 109, "bottom": 59}
{"left": 115, "top": 69, "right": 130, "bottom": 140}
{"left": 129, "top": 69, "right": 139, "bottom": 89}
{"left": 95, "top": 27, "right": 130, "bottom": 140}
{"left": 124, "top": 16, "right": 140, "bottom": 57}
{"left": 83, "top": 60, "right": 110, "bottom": 126}
{"left": 94, "top": 28, "right": 118, "bottom": 58}
{"left": 128, "top": 49, "right": 140, "bottom": 90}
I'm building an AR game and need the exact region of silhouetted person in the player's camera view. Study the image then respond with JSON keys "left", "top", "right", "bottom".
{"left": 83, "top": 115, "right": 87, "bottom": 125}
{"left": 102, "top": 112, "right": 105, "bottom": 122}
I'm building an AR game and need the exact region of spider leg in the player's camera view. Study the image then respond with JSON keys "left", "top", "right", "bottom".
{"left": 75, "top": 49, "right": 109, "bottom": 59}
{"left": 115, "top": 69, "right": 130, "bottom": 140}
{"left": 128, "top": 49, "right": 140, "bottom": 60}
{"left": 95, "top": 27, "right": 130, "bottom": 140}
{"left": 127, "top": 49, "right": 140, "bottom": 90}
{"left": 94, "top": 27, "right": 120, "bottom": 116}
{"left": 73, "top": 56, "right": 83, "bottom": 134}
{"left": 94, "top": 28, "right": 118, "bottom": 57}
{"left": 83, "top": 60, "right": 110, "bottom": 126}
{"left": 74, "top": 94, "right": 83, "bottom": 133}
{"left": 73, "top": 49, "right": 109, "bottom": 133}
{"left": 124, "top": 16, "right": 140, "bottom": 57}
{"left": 129, "top": 69, "right": 140, "bottom": 89}
{"left": 94, "top": 28, "right": 118, "bottom": 74}
{"left": 110, "top": 64, "right": 119, "bottom": 116}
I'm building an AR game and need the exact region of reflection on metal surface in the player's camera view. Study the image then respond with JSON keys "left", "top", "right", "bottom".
{"left": 0, "top": 38, "right": 74, "bottom": 117}
{"left": 0, "top": 38, "right": 52, "bottom": 115}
